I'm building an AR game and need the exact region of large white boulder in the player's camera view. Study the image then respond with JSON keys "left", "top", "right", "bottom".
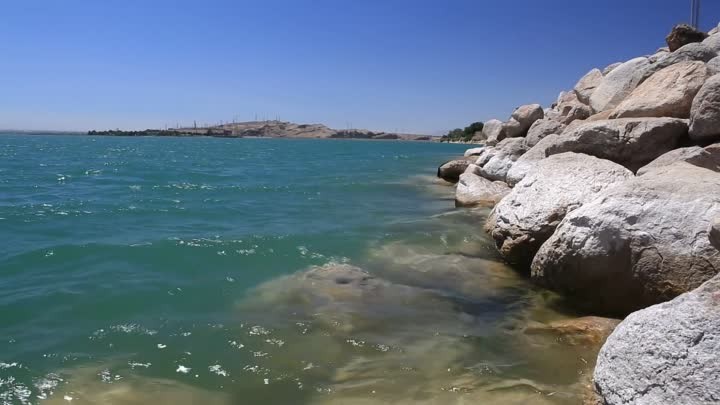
{"left": 510, "top": 104, "right": 544, "bottom": 134}
{"left": 486, "top": 153, "right": 633, "bottom": 265}
{"left": 594, "top": 273, "right": 720, "bottom": 405}
{"left": 573, "top": 68, "right": 603, "bottom": 104}
{"left": 505, "top": 134, "right": 561, "bottom": 186}
{"left": 532, "top": 162, "right": 720, "bottom": 315}
{"left": 482, "top": 119, "right": 504, "bottom": 146}
{"left": 637, "top": 144, "right": 720, "bottom": 175}
{"left": 455, "top": 171, "right": 510, "bottom": 207}
{"left": 611, "top": 61, "right": 708, "bottom": 119}
{"left": 477, "top": 138, "right": 528, "bottom": 182}
{"left": 689, "top": 74, "right": 720, "bottom": 144}
{"left": 590, "top": 57, "right": 651, "bottom": 112}
{"left": 525, "top": 119, "right": 565, "bottom": 147}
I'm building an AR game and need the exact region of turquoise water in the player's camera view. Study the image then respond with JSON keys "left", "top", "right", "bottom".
{"left": 1, "top": 135, "right": 592, "bottom": 404}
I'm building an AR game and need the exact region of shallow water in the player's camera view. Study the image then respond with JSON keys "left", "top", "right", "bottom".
{"left": 1, "top": 135, "right": 592, "bottom": 404}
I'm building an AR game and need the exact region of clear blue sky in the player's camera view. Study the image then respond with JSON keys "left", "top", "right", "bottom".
{"left": 1, "top": 0, "right": 719, "bottom": 134}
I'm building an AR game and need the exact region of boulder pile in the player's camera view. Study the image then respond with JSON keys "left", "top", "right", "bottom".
{"left": 436, "top": 22, "right": 720, "bottom": 404}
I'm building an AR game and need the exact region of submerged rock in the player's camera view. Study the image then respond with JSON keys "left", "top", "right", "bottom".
{"left": 611, "top": 61, "right": 708, "bottom": 119}
{"left": 437, "top": 157, "right": 474, "bottom": 183}
{"left": 594, "top": 273, "right": 720, "bottom": 405}
{"left": 524, "top": 316, "right": 620, "bottom": 347}
{"left": 486, "top": 153, "right": 632, "bottom": 265}
{"left": 543, "top": 117, "right": 688, "bottom": 172}
{"left": 532, "top": 163, "right": 720, "bottom": 315}
{"left": 455, "top": 172, "right": 510, "bottom": 207}
{"left": 636, "top": 143, "right": 720, "bottom": 175}
{"left": 689, "top": 75, "right": 720, "bottom": 144}
{"left": 665, "top": 23, "right": 708, "bottom": 52}
{"left": 590, "top": 57, "right": 651, "bottom": 112}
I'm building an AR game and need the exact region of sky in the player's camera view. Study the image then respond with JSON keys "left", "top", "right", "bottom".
{"left": 1, "top": 0, "right": 720, "bottom": 134}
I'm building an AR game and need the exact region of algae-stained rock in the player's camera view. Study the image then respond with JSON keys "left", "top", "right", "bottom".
{"left": 574, "top": 68, "right": 603, "bottom": 104}
{"left": 510, "top": 103, "right": 544, "bottom": 133}
{"left": 590, "top": 57, "right": 651, "bottom": 112}
{"left": 689, "top": 74, "right": 720, "bottom": 144}
{"left": 525, "top": 119, "right": 565, "bottom": 147}
{"left": 637, "top": 144, "right": 720, "bottom": 175}
{"left": 486, "top": 153, "right": 632, "bottom": 265}
{"left": 477, "top": 137, "right": 528, "bottom": 182}
{"left": 437, "top": 157, "right": 474, "bottom": 183}
{"left": 543, "top": 117, "right": 689, "bottom": 172}
{"left": 611, "top": 61, "right": 708, "bottom": 119}
{"left": 524, "top": 316, "right": 620, "bottom": 347}
{"left": 594, "top": 273, "right": 720, "bottom": 405}
{"left": 532, "top": 163, "right": 720, "bottom": 315}
{"left": 482, "top": 119, "right": 504, "bottom": 146}
{"left": 666, "top": 23, "right": 708, "bottom": 51}
{"left": 455, "top": 172, "right": 510, "bottom": 207}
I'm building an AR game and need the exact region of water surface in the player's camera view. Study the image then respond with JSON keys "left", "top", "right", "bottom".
{"left": 1, "top": 135, "right": 592, "bottom": 404}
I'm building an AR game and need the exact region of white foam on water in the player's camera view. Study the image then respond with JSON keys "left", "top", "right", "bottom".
{"left": 176, "top": 365, "right": 191, "bottom": 374}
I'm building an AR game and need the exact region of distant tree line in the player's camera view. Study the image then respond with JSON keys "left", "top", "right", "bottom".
{"left": 440, "top": 122, "right": 484, "bottom": 142}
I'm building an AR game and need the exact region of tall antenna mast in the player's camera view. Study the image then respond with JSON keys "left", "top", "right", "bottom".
{"left": 691, "top": 0, "right": 701, "bottom": 28}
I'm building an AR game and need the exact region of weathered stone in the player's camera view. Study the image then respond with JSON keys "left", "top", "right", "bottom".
{"left": 500, "top": 118, "right": 525, "bottom": 138}
{"left": 532, "top": 162, "right": 720, "bottom": 315}
{"left": 510, "top": 104, "right": 544, "bottom": 133}
{"left": 455, "top": 172, "right": 511, "bottom": 207}
{"left": 711, "top": 217, "right": 720, "bottom": 249}
{"left": 710, "top": 23, "right": 720, "bottom": 36}
{"left": 482, "top": 119, "right": 504, "bottom": 146}
{"left": 586, "top": 110, "right": 613, "bottom": 121}
{"left": 594, "top": 273, "right": 720, "bottom": 405}
{"left": 590, "top": 57, "right": 651, "bottom": 112}
{"left": 707, "top": 56, "right": 720, "bottom": 76}
{"left": 437, "top": 157, "right": 474, "bottom": 183}
{"left": 666, "top": 23, "right": 708, "bottom": 52}
{"left": 702, "top": 33, "right": 720, "bottom": 53}
{"left": 464, "top": 147, "right": 486, "bottom": 157}
{"left": 525, "top": 119, "right": 565, "bottom": 147}
{"left": 557, "top": 96, "right": 593, "bottom": 125}
{"left": 642, "top": 42, "right": 717, "bottom": 82}
{"left": 611, "top": 61, "right": 708, "bottom": 119}
{"left": 574, "top": 69, "right": 603, "bottom": 104}
{"left": 637, "top": 144, "right": 720, "bottom": 175}
{"left": 544, "top": 118, "right": 689, "bottom": 172}
{"left": 486, "top": 153, "right": 632, "bottom": 265}
{"left": 505, "top": 134, "right": 560, "bottom": 187}
{"left": 690, "top": 75, "right": 720, "bottom": 144}
{"left": 477, "top": 138, "right": 528, "bottom": 182}
{"left": 602, "top": 62, "right": 622, "bottom": 76}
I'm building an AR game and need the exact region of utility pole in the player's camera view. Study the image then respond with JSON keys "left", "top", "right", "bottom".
{"left": 691, "top": 0, "right": 701, "bottom": 28}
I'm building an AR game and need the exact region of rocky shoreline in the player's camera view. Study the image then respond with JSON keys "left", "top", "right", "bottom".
{"left": 438, "top": 23, "right": 720, "bottom": 404}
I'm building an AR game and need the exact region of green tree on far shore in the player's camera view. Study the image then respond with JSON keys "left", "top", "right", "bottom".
{"left": 440, "top": 121, "right": 484, "bottom": 142}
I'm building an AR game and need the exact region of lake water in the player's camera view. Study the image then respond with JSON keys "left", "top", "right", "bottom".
{"left": 0, "top": 135, "right": 594, "bottom": 404}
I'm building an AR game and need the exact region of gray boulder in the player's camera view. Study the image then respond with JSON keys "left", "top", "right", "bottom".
{"left": 611, "top": 61, "right": 708, "bottom": 119}
{"left": 666, "top": 23, "right": 708, "bottom": 52}
{"left": 590, "top": 57, "right": 651, "bottom": 112}
{"left": 486, "top": 153, "right": 632, "bottom": 265}
{"left": 477, "top": 138, "right": 528, "bottom": 182}
{"left": 689, "top": 74, "right": 720, "bottom": 144}
{"left": 437, "top": 157, "right": 474, "bottom": 183}
{"left": 525, "top": 119, "right": 565, "bottom": 147}
{"left": 556, "top": 92, "right": 593, "bottom": 124}
{"left": 642, "top": 42, "right": 718, "bottom": 82}
{"left": 532, "top": 162, "right": 720, "bottom": 315}
{"left": 703, "top": 33, "right": 720, "bottom": 53}
{"left": 500, "top": 118, "right": 525, "bottom": 138}
{"left": 574, "top": 68, "right": 603, "bottom": 104}
{"left": 505, "top": 134, "right": 560, "bottom": 187}
{"left": 602, "top": 62, "right": 622, "bottom": 76}
{"left": 711, "top": 217, "right": 720, "bottom": 249}
{"left": 510, "top": 104, "right": 544, "bottom": 133}
{"left": 707, "top": 56, "right": 720, "bottom": 76}
{"left": 482, "top": 119, "right": 504, "bottom": 146}
{"left": 637, "top": 144, "right": 720, "bottom": 175}
{"left": 594, "top": 273, "right": 720, "bottom": 405}
{"left": 543, "top": 118, "right": 688, "bottom": 172}
{"left": 455, "top": 171, "right": 510, "bottom": 207}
